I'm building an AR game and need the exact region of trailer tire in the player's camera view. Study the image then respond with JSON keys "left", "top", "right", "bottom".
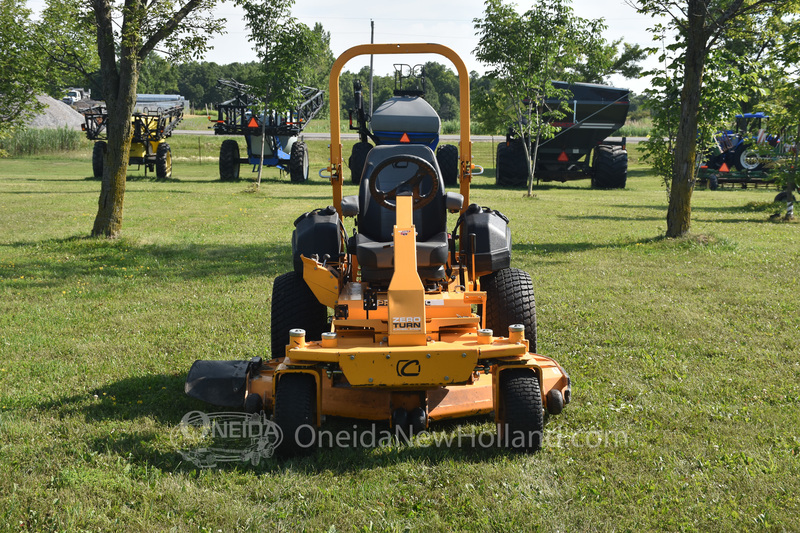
{"left": 496, "top": 140, "right": 529, "bottom": 188}
{"left": 592, "top": 145, "right": 627, "bottom": 189}
{"left": 708, "top": 174, "right": 719, "bottom": 191}
{"left": 481, "top": 267, "right": 537, "bottom": 353}
{"left": 734, "top": 144, "right": 764, "bottom": 171}
{"left": 219, "top": 139, "right": 241, "bottom": 181}
{"left": 155, "top": 143, "right": 172, "bottom": 179}
{"left": 270, "top": 271, "right": 328, "bottom": 358}
{"left": 349, "top": 141, "right": 373, "bottom": 185}
{"left": 436, "top": 144, "right": 459, "bottom": 187}
{"left": 289, "top": 141, "right": 310, "bottom": 182}
{"left": 274, "top": 373, "right": 317, "bottom": 456}
{"left": 92, "top": 141, "right": 106, "bottom": 179}
{"left": 499, "top": 368, "right": 544, "bottom": 452}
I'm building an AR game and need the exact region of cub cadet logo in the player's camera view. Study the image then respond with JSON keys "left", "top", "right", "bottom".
{"left": 392, "top": 316, "right": 421, "bottom": 330}
{"left": 396, "top": 359, "right": 421, "bottom": 377}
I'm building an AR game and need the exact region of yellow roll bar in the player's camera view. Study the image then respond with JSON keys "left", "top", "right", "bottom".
{"left": 327, "top": 43, "right": 472, "bottom": 216}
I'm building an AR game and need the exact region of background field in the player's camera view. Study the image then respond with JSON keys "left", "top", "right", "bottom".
{"left": 0, "top": 139, "right": 798, "bottom": 531}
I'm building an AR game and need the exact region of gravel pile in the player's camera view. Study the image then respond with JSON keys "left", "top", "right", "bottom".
{"left": 28, "top": 95, "right": 86, "bottom": 131}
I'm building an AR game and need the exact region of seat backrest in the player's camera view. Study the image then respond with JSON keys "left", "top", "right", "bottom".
{"left": 357, "top": 145, "right": 446, "bottom": 243}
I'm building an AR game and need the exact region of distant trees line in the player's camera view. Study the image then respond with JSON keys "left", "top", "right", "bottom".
{"left": 128, "top": 55, "right": 648, "bottom": 133}
{"left": 130, "top": 55, "right": 471, "bottom": 122}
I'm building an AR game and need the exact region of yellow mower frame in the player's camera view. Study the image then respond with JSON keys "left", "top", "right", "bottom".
{"left": 186, "top": 44, "right": 570, "bottom": 454}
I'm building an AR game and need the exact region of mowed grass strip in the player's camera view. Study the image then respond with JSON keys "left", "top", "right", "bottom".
{"left": 0, "top": 140, "right": 798, "bottom": 531}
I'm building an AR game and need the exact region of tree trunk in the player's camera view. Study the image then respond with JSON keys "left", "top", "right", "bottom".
{"left": 527, "top": 127, "right": 541, "bottom": 196}
{"left": 90, "top": 0, "right": 140, "bottom": 238}
{"left": 666, "top": 0, "right": 708, "bottom": 238}
{"left": 526, "top": 105, "right": 540, "bottom": 196}
{"left": 91, "top": 95, "right": 135, "bottom": 237}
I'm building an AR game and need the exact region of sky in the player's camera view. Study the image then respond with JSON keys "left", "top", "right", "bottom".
{"left": 202, "top": 0, "right": 661, "bottom": 94}
{"left": 27, "top": 0, "right": 662, "bottom": 94}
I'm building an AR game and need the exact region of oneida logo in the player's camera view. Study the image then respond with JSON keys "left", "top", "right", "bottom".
{"left": 392, "top": 316, "right": 421, "bottom": 330}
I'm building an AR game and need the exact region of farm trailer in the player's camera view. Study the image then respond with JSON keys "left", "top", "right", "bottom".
{"left": 496, "top": 81, "right": 630, "bottom": 189}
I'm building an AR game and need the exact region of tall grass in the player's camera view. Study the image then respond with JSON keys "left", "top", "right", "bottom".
{"left": 0, "top": 126, "right": 88, "bottom": 156}
{"left": 440, "top": 120, "right": 501, "bottom": 136}
{"left": 617, "top": 118, "right": 652, "bottom": 137}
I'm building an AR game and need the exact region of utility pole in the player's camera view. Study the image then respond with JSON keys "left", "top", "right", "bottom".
{"left": 369, "top": 19, "right": 374, "bottom": 115}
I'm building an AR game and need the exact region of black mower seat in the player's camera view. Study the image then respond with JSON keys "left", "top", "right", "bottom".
{"left": 356, "top": 144, "right": 449, "bottom": 282}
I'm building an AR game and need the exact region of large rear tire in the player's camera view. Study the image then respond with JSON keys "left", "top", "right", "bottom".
{"left": 289, "top": 141, "right": 309, "bottom": 182}
{"left": 348, "top": 141, "right": 373, "bottom": 185}
{"left": 499, "top": 368, "right": 544, "bottom": 452}
{"left": 482, "top": 267, "right": 537, "bottom": 352}
{"left": 155, "top": 143, "right": 172, "bottom": 179}
{"left": 274, "top": 373, "right": 317, "bottom": 456}
{"left": 496, "top": 140, "right": 529, "bottom": 188}
{"left": 92, "top": 141, "right": 106, "bottom": 179}
{"left": 270, "top": 271, "right": 328, "bottom": 358}
{"left": 436, "top": 144, "right": 459, "bottom": 187}
{"left": 592, "top": 145, "right": 627, "bottom": 189}
{"left": 219, "top": 139, "right": 241, "bottom": 181}
{"left": 733, "top": 143, "right": 764, "bottom": 171}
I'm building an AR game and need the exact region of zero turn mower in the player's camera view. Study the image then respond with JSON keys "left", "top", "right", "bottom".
{"left": 186, "top": 44, "right": 571, "bottom": 455}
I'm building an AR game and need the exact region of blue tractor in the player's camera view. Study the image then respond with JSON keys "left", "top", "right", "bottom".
{"left": 347, "top": 65, "right": 460, "bottom": 187}
{"left": 212, "top": 79, "right": 324, "bottom": 182}
{"left": 699, "top": 112, "right": 781, "bottom": 190}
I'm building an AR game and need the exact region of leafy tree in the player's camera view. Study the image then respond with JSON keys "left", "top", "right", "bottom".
{"left": 175, "top": 61, "right": 224, "bottom": 109}
{"left": 74, "top": 0, "right": 225, "bottom": 237}
{"left": 308, "top": 23, "right": 336, "bottom": 98}
{"left": 139, "top": 54, "right": 180, "bottom": 96}
{"left": 438, "top": 93, "right": 460, "bottom": 122}
{"left": 474, "top": 0, "right": 605, "bottom": 194}
{"left": 632, "top": 0, "right": 798, "bottom": 238}
{"left": 424, "top": 62, "right": 459, "bottom": 99}
{"left": 237, "top": 0, "right": 331, "bottom": 110}
{"left": 423, "top": 62, "right": 460, "bottom": 120}
{"left": 747, "top": 17, "right": 800, "bottom": 219}
{"left": 571, "top": 41, "right": 647, "bottom": 84}
{"left": 33, "top": 0, "right": 99, "bottom": 97}
{"left": 0, "top": 0, "right": 48, "bottom": 152}
{"left": 762, "top": 100, "right": 799, "bottom": 220}
{"left": 641, "top": 41, "right": 749, "bottom": 195}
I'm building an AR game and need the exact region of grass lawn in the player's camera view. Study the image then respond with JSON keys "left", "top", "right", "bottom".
{"left": 0, "top": 140, "right": 798, "bottom": 531}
